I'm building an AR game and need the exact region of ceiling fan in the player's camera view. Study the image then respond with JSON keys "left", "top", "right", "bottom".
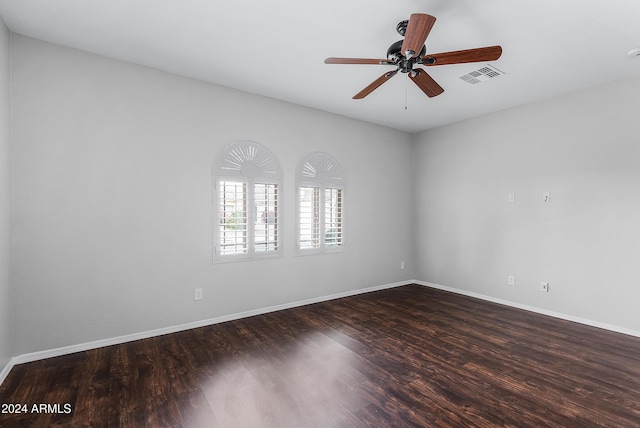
{"left": 325, "top": 13, "right": 502, "bottom": 99}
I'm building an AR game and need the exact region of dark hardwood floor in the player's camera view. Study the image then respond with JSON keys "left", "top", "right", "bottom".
{"left": 2, "top": 284, "right": 640, "bottom": 427}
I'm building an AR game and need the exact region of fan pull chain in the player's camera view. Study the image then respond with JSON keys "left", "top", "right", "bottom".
{"left": 404, "top": 73, "right": 408, "bottom": 110}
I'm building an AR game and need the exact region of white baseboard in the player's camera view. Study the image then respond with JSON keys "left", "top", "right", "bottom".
{"left": 8, "top": 280, "right": 413, "bottom": 368}
{"left": 7, "top": 278, "right": 637, "bottom": 387}
{"left": 415, "top": 280, "right": 640, "bottom": 339}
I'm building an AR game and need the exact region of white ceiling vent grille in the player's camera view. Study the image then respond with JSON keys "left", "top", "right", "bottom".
{"left": 459, "top": 65, "right": 504, "bottom": 84}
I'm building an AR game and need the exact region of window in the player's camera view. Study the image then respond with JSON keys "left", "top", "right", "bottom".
{"left": 296, "top": 152, "right": 345, "bottom": 254}
{"left": 214, "top": 141, "right": 282, "bottom": 262}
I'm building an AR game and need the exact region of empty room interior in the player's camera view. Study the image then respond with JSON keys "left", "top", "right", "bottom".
{"left": 1, "top": 1, "right": 640, "bottom": 426}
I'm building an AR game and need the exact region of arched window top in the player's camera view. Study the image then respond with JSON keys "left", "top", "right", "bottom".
{"left": 215, "top": 140, "right": 282, "bottom": 180}
{"left": 297, "top": 152, "right": 345, "bottom": 186}
{"left": 296, "top": 151, "right": 346, "bottom": 254}
{"left": 213, "top": 140, "right": 282, "bottom": 262}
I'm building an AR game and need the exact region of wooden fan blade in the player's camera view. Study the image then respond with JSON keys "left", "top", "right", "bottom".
{"left": 409, "top": 69, "right": 444, "bottom": 98}
{"left": 325, "top": 57, "right": 395, "bottom": 65}
{"left": 353, "top": 70, "right": 398, "bottom": 99}
{"left": 422, "top": 46, "right": 502, "bottom": 66}
{"left": 401, "top": 14, "right": 436, "bottom": 58}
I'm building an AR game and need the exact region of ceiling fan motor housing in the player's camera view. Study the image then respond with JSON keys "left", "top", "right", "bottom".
{"left": 387, "top": 40, "right": 427, "bottom": 72}
{"left": 396, "top": 20, "right": 409, "bottom": 36}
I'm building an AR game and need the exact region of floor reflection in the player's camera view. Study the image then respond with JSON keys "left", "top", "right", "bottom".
{"left": 201, "top": 331, "right": 366, "bottom": 427}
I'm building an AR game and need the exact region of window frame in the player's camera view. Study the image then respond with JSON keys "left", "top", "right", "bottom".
{"left": 213, "top": 141, "right": 283, "bottom": 263}
{"left": 295, "top": 152, "right": 346, "bottom": 255}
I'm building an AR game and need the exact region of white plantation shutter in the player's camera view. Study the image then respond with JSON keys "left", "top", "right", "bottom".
{"left": 324, "top": 187, "right": 343, "bottom": 248}
{"left": 219, "top": 181, "right": 248, "bottom": 255}
{"left": 299, "top": 186, "right": 320, "bottom": 249}
{"left": 254, "top": 183, "right": 278, "bottom": 252}
{"left": 296, "top": 152, "right": 345, "bottom": 253}
{"left": 214, "top": 141, "right": 282, "bottom": 262}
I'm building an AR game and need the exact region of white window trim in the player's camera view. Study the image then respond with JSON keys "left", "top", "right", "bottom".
{"left": 213, "top": 141, "right": 283, "bottom": 263}
{"left": 295, "top": 152, "right": 346, "bottom": 255}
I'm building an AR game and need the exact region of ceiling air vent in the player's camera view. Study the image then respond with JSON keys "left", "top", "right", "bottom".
{"left": 459, "top": 65, "right": 504, "bottom": 84}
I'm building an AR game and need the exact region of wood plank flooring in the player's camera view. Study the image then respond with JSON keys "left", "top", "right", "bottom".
{"left": 2, "top": 284, "right": 640, "bottom": 427}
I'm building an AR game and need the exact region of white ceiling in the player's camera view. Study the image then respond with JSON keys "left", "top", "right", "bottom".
{"left": 1, "top": 0, "right": 640, "bottom": 133}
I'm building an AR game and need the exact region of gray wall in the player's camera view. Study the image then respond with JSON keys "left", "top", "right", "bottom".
{"left": 10, "top": 30, "right": 640, "bottom": 358}
{"left": 11, "top": 35, "right": 415, "bottom": 355}
{"left": 0, "top": 18, "right": 11, "bottom": 369}
{"left": 413, "top": 75, "right": 640, "bottom": 332}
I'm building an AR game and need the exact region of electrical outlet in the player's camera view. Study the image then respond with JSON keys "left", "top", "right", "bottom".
{"left": 508, "top": 275, "right": 516, "bottom": 286}
{"left": 508, "top": 193, "right": 516, "bottom": 203}
{"left": 400, "top": 261, "right": 405, "bottom": 270}
{"left": 194, "top": 288, "right": 203, "bottom": 301}
{"left": 540, "top": 282, "right": 549, "bottom": 293}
